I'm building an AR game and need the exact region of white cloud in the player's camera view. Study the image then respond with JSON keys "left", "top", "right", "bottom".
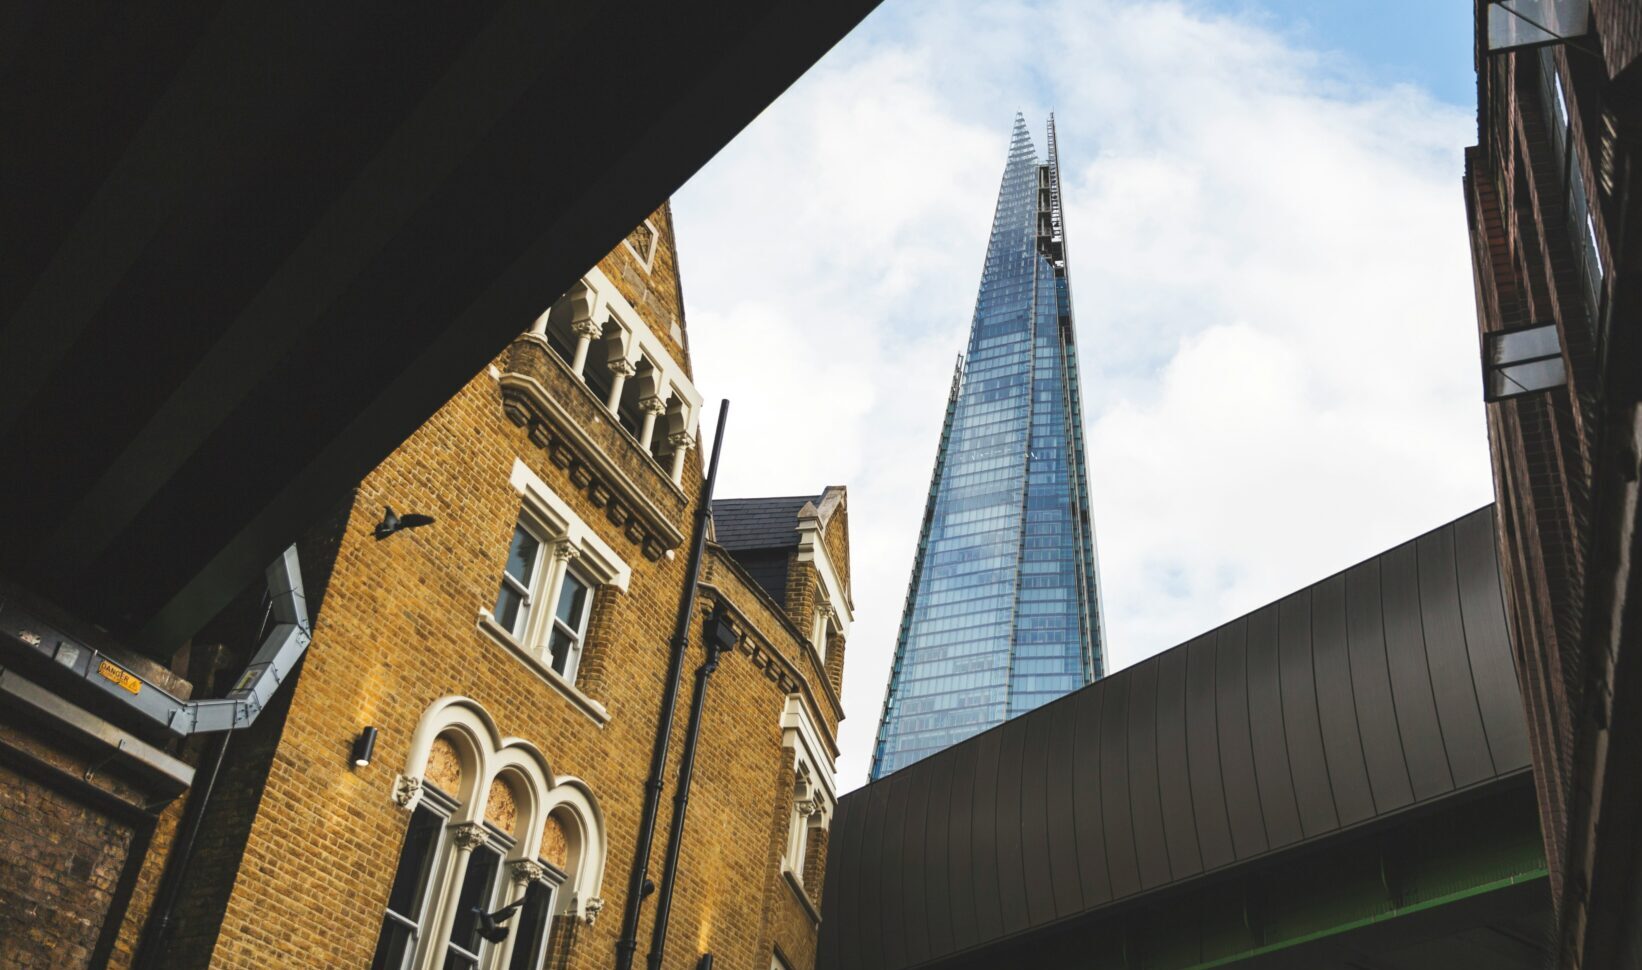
{"left": 673, "top": 0, "right": 1490, "bottom": 792}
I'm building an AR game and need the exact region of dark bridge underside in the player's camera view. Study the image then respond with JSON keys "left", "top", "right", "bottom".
{"left": 818, "top": 507, "right": 1550, "bottom": 969}
{"left": 0, "top": 0, "right": 877, "bottom": 653}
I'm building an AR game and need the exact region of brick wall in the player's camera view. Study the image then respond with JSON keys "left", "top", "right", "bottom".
{"left": 171, "top": 223, "right": 847, "bottom": 969}
{"left": 0, "top": 760, "right": 137, "bottom": 968}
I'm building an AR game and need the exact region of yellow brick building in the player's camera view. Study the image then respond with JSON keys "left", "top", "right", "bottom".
{"left": 134, "top": 208, "right": 852, "bottom": 970}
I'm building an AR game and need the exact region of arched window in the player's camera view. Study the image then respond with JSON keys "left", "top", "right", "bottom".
{"left": 374, "top": 698, "right": 606, "bottom": 970}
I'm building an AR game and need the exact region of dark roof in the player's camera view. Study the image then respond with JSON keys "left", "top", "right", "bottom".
{"left": 711, "top": 496, "right": 817, "bottom": 550}
{"left": 0, "top": 1, "right": 880, "bottom": 654}
{"left": 817, "top": 506, "right": 1533, "bottom": 970}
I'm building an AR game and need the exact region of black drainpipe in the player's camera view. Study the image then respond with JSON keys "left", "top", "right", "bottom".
{"left": 615, "top": 400, "right": 728, "bottom": 970}
{"left": 131, "top": 726, "right": 233, "bottom": 969}
{"left": 645, "top": 604, "right": 737, "bottom": 970}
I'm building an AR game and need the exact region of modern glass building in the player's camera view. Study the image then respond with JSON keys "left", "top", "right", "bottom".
{"left": 869, "top": 114, "right": 1106, "bottom": 780}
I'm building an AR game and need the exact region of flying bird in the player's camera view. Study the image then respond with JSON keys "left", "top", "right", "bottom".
{"left": 374, "top": 506, "right": 435, "bottom": 540}
{"left": 473, "top": 898, "right": 527, "bottom": 943}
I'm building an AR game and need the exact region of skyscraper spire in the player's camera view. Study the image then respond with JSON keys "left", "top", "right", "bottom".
{"left": 870, "top": 116, "right": 1106, "bottom": 780}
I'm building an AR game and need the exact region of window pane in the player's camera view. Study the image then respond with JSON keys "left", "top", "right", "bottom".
{"left": 371, "top": 919, "right": 416, "bottom": 970}
{"left": 1488, "top": 325, "right": 1560, "bottom": 364}
{"left": 1488, "top": 0, "right": 1590, "bottom": 51}
{"left": 548, "top": 627, "right": 575, "bottom": 676}
{"left": 449, "top": 845, "right": 502, "bottom": 961}
{"left": 506, "top": 527, "right": 540, "bottom": 584}
{"left": 1489, "top": 357, "right": 1567, "bottom": 398}
{"left": 555, "top": 573, "right": 590, "bottom": 628}
{"left": 371, "top": 806, "right": 444, "bottom": 970}
{"left": 508, "top": 881, "right": 555, "bottom": 970}
{"left": 494, "top": 586, "right": 524, "bottom": 633}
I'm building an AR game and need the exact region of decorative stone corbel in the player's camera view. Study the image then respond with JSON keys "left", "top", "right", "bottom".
{"left": 392, "top": 774, "right": 424, "bottom": 812}
{"left": 583, "top": 896, "right": 605, "bottom": 925}
{"left": 510, "top": 859, "right": 547, "bottom": 885}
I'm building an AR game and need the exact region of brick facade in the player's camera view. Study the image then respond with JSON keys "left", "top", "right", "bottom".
{"left": 1466, "top": 2, "right": 1642, "bottom": 966}
{"left": 122, "top": 205, "right": 851, "bottom": 970}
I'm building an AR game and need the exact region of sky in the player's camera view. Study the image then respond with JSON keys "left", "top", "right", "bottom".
{"left": 671, "top": 0, "right": 1491, "bottom": 794}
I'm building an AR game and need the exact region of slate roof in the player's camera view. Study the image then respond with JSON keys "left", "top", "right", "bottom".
{"left": 710, "top": 496, "right": 817, "bottom": 550}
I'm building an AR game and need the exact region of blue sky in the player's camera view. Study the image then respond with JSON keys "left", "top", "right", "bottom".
{"left": 673, "top": 0, "right": 1490, "bottom": 791}
{"left": 1211, "top": 1, "right": 1476, "bottom": 105}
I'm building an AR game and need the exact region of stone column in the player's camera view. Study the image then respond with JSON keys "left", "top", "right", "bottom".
{"left": 427, "top": 821, "right": 489, "bottom": 966}
{"left": 605, "top": 358, "right": 636, "bottom": 413}
{"left": 537, "top": 542, "right": 579, "bottom": 657}
{"left": 637, "top": 395, "right": 668, "bottom": 451}
{"left": 493, "top": 858, "right": 546, "bottom": 970}
{"left": 568, "top": 318, "right": 601, "bottom": 376}
{"left": 667, "top": 432, "right": 694, "bottom": 484}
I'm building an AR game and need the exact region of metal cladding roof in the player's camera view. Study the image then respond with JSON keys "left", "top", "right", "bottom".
{"left": 817, "top": 506, "right": 1533, "bottom": 970}
{"left": 0, "top": 0, "right": 879, "bottom": 655}
{"left": 711, "top": 496, "right": 818, "bottom": 550}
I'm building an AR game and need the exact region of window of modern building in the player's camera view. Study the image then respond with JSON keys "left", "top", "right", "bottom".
{"left": 1484, "top": 323, "right": 1567, "bottom": 400}
{"left": 1485, "top": 0, "right": 1590, "bottom": 52}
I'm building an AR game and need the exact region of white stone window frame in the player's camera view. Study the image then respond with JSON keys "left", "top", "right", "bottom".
{"left": 797, "top": 504, "right": 852, "bottom": 662}
{"left": 529, "top": 267, "right": 704, "bottom": 485}
{"left": 779, "top": 694, "right": 835, "bottom": 887}
{"left": 389, "top": 697, "right": 609, "bottom": 970}
{"left": 476, "top": 459, "right": 629, "bottom": 724}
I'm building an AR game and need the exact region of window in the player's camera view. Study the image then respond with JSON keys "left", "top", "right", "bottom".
{"left": 491, "top": 517, "right": 601, "bottom": 685}
{"left": 372, "top": 804, "right": 445, "bottom": 969}
{"left": 1486, "top": 0, "right": 1590, "bottom": 52}
{"left": 445, "top": 834, "right": 504, "bottom": 970}
{"left": 1484, "top": 323, "right": 1566, "bottom": 400}
{"left": 382, "top": 701, "right": 608, "bottom": 970}
{"left": 547, "top": 569, "right": 593, "bottom": 680}
{"left": 495, "top": 526, "right": 543, "bottom": 638}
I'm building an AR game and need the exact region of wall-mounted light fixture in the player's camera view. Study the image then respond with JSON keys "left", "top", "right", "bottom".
{"left": 695, "top": 955, "right": 714, "bottom": 970}
{"left": 351, "top": 726, "right": 379, "bottom": 768}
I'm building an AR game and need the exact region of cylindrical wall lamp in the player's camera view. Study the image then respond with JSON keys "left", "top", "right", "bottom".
{"left": 351, "top": 726, "right": 379, "bottom": 768}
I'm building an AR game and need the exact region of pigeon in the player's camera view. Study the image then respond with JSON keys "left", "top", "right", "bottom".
{"left": 374, "top": 506, "right": 435, "bottom": 540}
{"left": 473, "top": 898, "right": 527, "bottom": 943}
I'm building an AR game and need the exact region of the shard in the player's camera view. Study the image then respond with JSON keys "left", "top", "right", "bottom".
{"left": 870, "top": 115, "right": 1106, "bottom": 780}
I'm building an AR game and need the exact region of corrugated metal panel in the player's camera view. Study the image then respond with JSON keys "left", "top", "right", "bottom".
{"left": 817, "top": 507, "right": 1534, "bottom": 970}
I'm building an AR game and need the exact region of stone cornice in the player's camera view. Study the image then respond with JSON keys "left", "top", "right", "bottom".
{"left": 699, "top": 544, "right": 840, "bottom": 712}
{"left": 499, "top": 336, "right": 687, "bottom": 561}
{"left": 699, "top": 569, "right": 844, "bottom": 745}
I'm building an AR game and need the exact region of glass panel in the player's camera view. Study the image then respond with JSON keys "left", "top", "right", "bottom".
{"left": 548, "top": 627, "right": 575, "bottom": 676}
{"left": 554, "top": 573, "right": 590, "bottom": 628}
{"left": 371, "top": 806, "right": 444, "bottom": 970}
{"left": 1568, "top": 144, "right": 1605, "bottom": 306}
{"left": 447, "top": 845, "right": 502, "bottom": 966}
{"left": 1488, "top": 325, "right": 1560, "bottom": 364}
{"left": 494, "top": 586, "right": 524, "bottom": 633}
{"left": 372, "top": 919, "right": 416, "bottom": 970}
{"left": 1488, "top": 357, "right": 1567, "bottom": 398}
{"left": 505, "top": 527, "right": 540, "bottom": 584}
{"left": 870, "top": 118, "right": 1102, "bottom": 779}
{"left": 1488, "top": 0, "right": 1590, "bottom": 51}
{"left": 508, "top": 881, "right": 556, "bottom": 970}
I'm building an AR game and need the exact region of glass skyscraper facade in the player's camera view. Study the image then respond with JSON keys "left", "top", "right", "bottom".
{"left": 870, "top": 115, "right": 1106, "bottom": 780}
